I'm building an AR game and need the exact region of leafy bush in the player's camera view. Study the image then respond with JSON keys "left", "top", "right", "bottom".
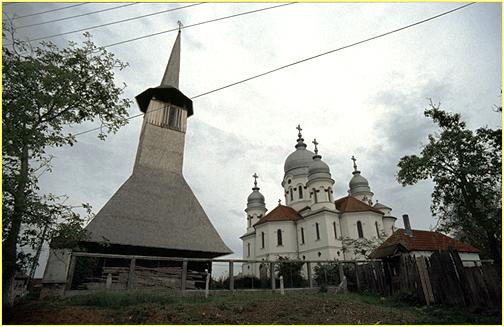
{"left": 314, "top": 262, "right": 341, "bottom": 287}
{"left": 275, "top": 257, "right": 306, "bottom": 288}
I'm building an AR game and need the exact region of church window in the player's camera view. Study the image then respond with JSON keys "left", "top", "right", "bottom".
{"left": 302, "top": 255, "right": 306, "bottom": 260}
{"left": 300, "top": 227, "right": 305, "bottom": 244}
{"left": 375, "top": 221, "right": 380, "bottom": 238}
{"left": 290, "top": 188, "right": 293, "bottom": 201}
{"left": 313, "top": 189, "right": 318, "bottom": 203}
{"left": 328, "top": 187, "right": 333, "bottom": 202}
{"left": 315, "top": 223, "right": 320, "bottom": 240}
{"left": 357, "top": 221, "right": 364, "bottom": 238}
{"left": 318, "top": 252, "right": 322, "bottom": 257}
{"left": 247, "top": 243, "right": 250, "bottom": 257}
{"left": 333, "top": 221, "right": 337, "bottom": 239}
{"left": 288, "top": 179, "right": 291, "bottom": 184}
{"left": 261, "top": 232, "right": 265, "bottom": 248}
{"left": 298, "top": 186, "right": 303, "bottom": 199}
{"left": 277, "top": 229, "right": 283, "bottom": 246}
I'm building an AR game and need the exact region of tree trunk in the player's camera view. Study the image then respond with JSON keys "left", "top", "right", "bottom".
{"left": 3, "top": 144, "right": 29, "bottom": 308}
{"left": 28, "top": 223, "right": 49, "bottom": 285}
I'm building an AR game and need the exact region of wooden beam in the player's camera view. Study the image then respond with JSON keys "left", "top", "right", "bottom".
{"left": 270, "top": 262, "right": 276, "bottom": 291}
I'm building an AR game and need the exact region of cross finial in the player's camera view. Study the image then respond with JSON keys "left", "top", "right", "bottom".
{"left": 252, "top": 173, "right": 258, "bottom": 188}
{"left": 278, "top": 199, "right": 281, "bottom": 205}
{"left": 312, "top": 138, "right": 319, "bottom": 155}
{"left": 351, "top": 155, "right": 358, "bottom": 172}
{"left": 177, "top": 20, "right": 183, "bottom": 31}
{"left": 296, "top": 124, "right": 303, "bottom": 138}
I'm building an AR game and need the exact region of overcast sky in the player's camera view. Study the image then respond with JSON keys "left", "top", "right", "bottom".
{"left": 4, "top": 2, "right": 501, "bottom": 277}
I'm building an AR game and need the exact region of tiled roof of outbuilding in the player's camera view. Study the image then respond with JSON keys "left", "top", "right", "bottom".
{"left": 369, "top": 229, "right": 480, "bottom": 258}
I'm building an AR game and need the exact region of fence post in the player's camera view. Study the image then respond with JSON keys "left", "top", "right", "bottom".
{"left": 127, "top": 258, "right": 136, "bottom": 289}
{"left": 270, "top": 262, "right": 276, "bottom": 291}
{"left": 229, "top": 261, "right": 234, "bottom": 291}
{"left": 307, "top": 262, "right": 313, "bottom": 288}
{"left": 280, "top": 276, "right": 285, "bottom": 295}
{"left": 64, "top": 254, "right": 77, "bottom": 293}
{"left": 205, "top": 269, "right": 210, "bottom": 299}
{"left": 354, "top": 261, "right": 360, "bottom": 290}
{"left": 181, "top": 260, "right": 188, "bottom": 292}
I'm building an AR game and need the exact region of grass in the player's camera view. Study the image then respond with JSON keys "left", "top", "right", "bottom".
{"left": 54, "top": 289, "right": 501, "bottom": 325}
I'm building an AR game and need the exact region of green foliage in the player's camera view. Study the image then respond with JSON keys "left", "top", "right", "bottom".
{"left": 274, "top": 256, "right": 306, "bottom": 288}
{"left": 341, "top": 236, "right": 384, "bottom": 258}
{"left": 397, "top": 100, "right": 501, "bottom": 263}
{"left": 2, "top": 21, "right": 132, "bottom": 304}
{"left": 314, "top": 262, "right": 340, "bottom": 286}
{"left": 211, "top": 275, "right": 266, "bottom": 289}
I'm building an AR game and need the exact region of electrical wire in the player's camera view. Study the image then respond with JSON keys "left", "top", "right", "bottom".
{"left": 102, "top": 3, "right": 294, "bottom": 49}
{"left": 31, "top": 3, "right": 205, "bottom": 42}
{"left": 11, "top": 3, "right": 88, "bottom": 20}
{"left": 16, "top": 3, "right": 138, "bottom": 29}
{"left": 69, "top": 2, "right": 475, "bottom": 137}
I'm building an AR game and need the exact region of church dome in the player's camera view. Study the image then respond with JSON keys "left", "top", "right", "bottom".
{"left": 247, "top": 174, "right": 266, "bottom": 210}
{"left": 307, "top": 140, "right": 332, "bottom": 182}
{"left": 349, "top": 172, "right": 371, "bottom": 194}
{"left": 247, "top": 189, "right": 265, "bottom": 208}
{"left": 284, "top": 126, "right": 315, "bottom": 176}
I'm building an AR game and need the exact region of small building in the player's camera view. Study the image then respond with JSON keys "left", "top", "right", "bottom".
{"left": 369, "top": 215, "right": 480, "bottom": 266}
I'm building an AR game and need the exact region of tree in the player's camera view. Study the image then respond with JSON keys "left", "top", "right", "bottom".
{"left": 2, "top": 23, "right": 132, "bottom": 306}
{"left": 275, "top": 256, "right": 305, "bottom": 288}
{"left": 397, "top": 100, "right": 501, "bottom": 267}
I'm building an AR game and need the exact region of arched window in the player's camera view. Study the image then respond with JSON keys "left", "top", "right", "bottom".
{"left": 328, "top": 187, "right": 333, "bottom": 202}
{"left": 313, "top": 189, "right": 318, "bottom": 203}
{"left": 333, "top": 221, "right": 337, "bottom": 239}
{"left": 357, "top": 221, "right": 364, "bottom": 238}
{"left": 315, "top": 223, "right": 320, "bottom": 240}
{"left": 261, "top": 232, "right": 265, "bottom": 248}
{"left": 277, "top": 229, "right": 283, "bottom": 246}
{"left": 298, "top": 186, "right": 303, "bottom": 199}
{"left": 375, "top": 221, "right": 380, "bottom": 238}
{"left": 247, "top": 243, "right": 250, "bottom": 257}
{"left": 300, "top": 227, "right": 305, "bottom": 244}
{"left": 290, "top": 187, "right": 293, "bottom": 202}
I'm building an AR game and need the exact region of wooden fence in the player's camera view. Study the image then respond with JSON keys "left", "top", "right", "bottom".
{"left": 66, "top": 251, "right": 500, "bottom": 307}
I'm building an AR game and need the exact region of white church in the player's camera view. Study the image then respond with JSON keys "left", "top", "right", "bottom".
{"left": 240, "top": 126, "right": 397, "bottom": 276}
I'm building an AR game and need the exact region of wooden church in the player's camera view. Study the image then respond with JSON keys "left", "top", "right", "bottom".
{"left": 41, "top": 31, "right": 231, "bottom": 294}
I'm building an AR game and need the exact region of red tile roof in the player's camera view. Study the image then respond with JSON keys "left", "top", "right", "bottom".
{"left": 334, "top": 196, "right": 384, "bottom": 215}
{"left": 253, "top": 204, "right": 302, "bottom": 227}
{"left": 370, "top": 229, "right": 480, "bottom": 258}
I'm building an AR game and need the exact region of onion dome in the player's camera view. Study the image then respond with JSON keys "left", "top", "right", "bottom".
{"left": 247, "top": 173, "right": 266, "bottom": 209}
{"left": 308, "top": 139, "right": 332, "bottom": 181}
{"left": 284, "top": 125, "right": 315, "bottom": 177}
{"left": 349, "top": 155, "right": 371, "bottom": 195}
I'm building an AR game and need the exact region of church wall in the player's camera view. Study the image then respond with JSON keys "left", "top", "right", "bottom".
{"left": 382, "top": 216, "right": 396, "bottom": 237}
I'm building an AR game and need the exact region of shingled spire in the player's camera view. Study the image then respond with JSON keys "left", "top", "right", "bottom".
{"left": 83, "top": 31, "right": 232, "bottom": 258}
{"left": 160, "top": 30, "right": 180, "bottom": 88}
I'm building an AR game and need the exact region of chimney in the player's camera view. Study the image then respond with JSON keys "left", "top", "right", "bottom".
{"left": 403, "top": 214, "right": 412, "bottom": 236}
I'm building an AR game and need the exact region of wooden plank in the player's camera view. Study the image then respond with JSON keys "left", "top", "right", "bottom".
{"left": 270, "top": 262, "right": 276, "bottom": 290}
{"left": 307, "top": 262, "right": 313, "bottom": 288}
{"left": 354, "top": 261, "right": 360, "bottom": 291}
{"left": 416, "top": 257, "right": 433, "bottom": 305}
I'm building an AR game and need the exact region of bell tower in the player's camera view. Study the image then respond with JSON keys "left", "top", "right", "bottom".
{"left": 133, "top": 30, "right": 192, "bottom": 174}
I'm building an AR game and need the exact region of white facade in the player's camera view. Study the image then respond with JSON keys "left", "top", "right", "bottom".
{"left": 240, "top": 129, "right": 398, "bottom": 276}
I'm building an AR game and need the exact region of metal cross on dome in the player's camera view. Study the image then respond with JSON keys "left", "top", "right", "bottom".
{"left": 177, "top": 20, "right": 183, "bottom": 31}
{"left": 351, "top": 155, "right": 358, "bottom": 171}
{"left": 312, "top": 138, "right": 319, "bottom": 154}
{"left": 296, "top": 124, "right": 302, "bottom": 138}
{"left": 252, "top": 173, "right": 258, "bottom": 187}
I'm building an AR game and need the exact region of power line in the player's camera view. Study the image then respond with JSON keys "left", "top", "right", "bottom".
{"left": 16, "top": 3, "right": 138, "bottom": 30}
{"left": 102, "top": 3, "right": 295, "bottom": 49}
{"left": 11, "top": 3, "right": 88, "bottom": 20}
{"left": 16, "top": 3, "right": 138, "bottom": 29}
{"left": 31, "top": 3, "right": 206, "bottom": 42}
{"left": 72, "top": 2, "right": 475, "bottom": 137}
